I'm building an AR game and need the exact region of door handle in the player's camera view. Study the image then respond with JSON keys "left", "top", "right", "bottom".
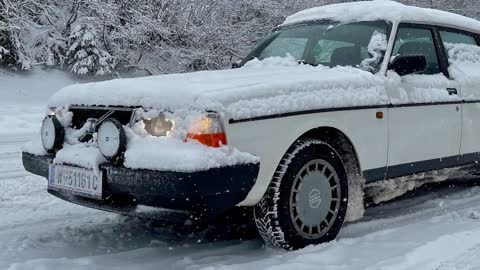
{"left": 447, "top": 88, "right": 458, "bottom": 95}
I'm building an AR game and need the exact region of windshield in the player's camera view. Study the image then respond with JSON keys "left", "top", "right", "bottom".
{"left": 243, "top": 21, "right": 390, "bottom": 72}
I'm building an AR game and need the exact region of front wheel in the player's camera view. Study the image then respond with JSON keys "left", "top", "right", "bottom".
{"left": 254, "top": 139, "right": 349, "bottom": 250}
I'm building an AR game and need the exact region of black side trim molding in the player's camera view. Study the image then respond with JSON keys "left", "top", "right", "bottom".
{"left": 462, "top": 100, "right": 480, "bottom": 104}
{"left": 363, "top": 167, "right": 387, "bottom": 183}
{"left": 229, "top": 100, "right": 464, "bottom": 124}
{"left": 230, "top": 105, "right": 385, "bottom": 124}
{"left": 364, "top": 152, "right": 480, "bottom": 183}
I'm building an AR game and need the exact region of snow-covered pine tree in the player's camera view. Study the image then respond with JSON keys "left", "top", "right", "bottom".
{"left": 0, "top": 0, "right": 34, "bottom": 70}
{"left": 67, "top": 22, "right": 116, "bottom": 76}
{"left": 0, "top": 25, "right": 14, "bottom": 68}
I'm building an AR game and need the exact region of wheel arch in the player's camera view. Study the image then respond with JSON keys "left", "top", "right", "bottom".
{"left": 297, "top": 126, "right": 363, "bottom": 175}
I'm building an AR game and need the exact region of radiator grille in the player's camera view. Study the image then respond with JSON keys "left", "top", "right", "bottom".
{"left": 69, "top": 106, "right": 135, "bottom": 129}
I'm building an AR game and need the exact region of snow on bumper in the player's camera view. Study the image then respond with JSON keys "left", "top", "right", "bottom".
{"left": 23, "top": 124, "right": 259, "bottom": 172}
{"left": 123, "top": 135, "right": 259, "bottom": 172}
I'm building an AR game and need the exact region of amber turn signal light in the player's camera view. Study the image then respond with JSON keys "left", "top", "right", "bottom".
{"left": 187, "top": 133, "right": 227, "bottom": 148}
{"left": 187, "top": 113, "right": 227, "bottom": 147}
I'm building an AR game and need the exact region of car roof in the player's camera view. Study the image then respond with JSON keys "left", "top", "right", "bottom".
{"left": 282, "top": 0, "right": 480, "bottom": 34}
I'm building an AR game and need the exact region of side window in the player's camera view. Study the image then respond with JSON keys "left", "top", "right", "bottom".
{"left": 393, "top": 27, "right": 441, "bottom": 75}
{"left": 439, "top": 30, "right": 478, "bottom": 46}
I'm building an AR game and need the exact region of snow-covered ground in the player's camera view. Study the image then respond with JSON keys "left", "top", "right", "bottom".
{"left": 3, "top": 72, "right": 480, "bottom": 270}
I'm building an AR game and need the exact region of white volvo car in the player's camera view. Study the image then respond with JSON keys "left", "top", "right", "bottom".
{"left": 23, "top": 1, "right": 480, "bottom": 250}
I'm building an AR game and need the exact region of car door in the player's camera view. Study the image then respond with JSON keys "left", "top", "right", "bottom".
{"left": 437, "top": 28, "right": 480, "bottom": 165}
{"left": 386, "top": 24, "right": 462, "bottom": 179}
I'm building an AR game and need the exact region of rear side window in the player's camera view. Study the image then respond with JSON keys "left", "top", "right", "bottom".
{"left": 440, "top": 29, "right": 480, "bottom": 75}
{"left": 439, "top": 31, "right": 478, "bottom": 46}
{"left": 393, "top": 27, "right": 441, "bottom": 75}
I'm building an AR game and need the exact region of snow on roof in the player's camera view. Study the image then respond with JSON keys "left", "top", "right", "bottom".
{"left": 283, "top": 0, "right": 480, "bottom": 33}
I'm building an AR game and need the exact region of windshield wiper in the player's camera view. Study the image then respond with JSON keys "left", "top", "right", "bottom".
{"left": 298, "top": 60, "right": 318, "bottom": 67}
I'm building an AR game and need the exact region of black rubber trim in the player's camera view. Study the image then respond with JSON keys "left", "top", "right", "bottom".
{"left": 101, "top": 163, "right": 259, "bottom": 217}
{"left": 363, "top": 167, "right": 387, "bottom": 183}
{"left": 22, "top": 152, "right": 54, "bottom": 177}
{"left": 386, "top": 155, "right": 459, "bottom": 180}
{"left": 229, "top": 105, "right": 386, "bottom": 124}
{"left": 462, "top": 100, "right": 480, "bottom": 104}
{"left": 229, "top": 101, "right": 463, "bottom": 124}
{"left": 364, "top": 152, "right": 480, "bottom": 183}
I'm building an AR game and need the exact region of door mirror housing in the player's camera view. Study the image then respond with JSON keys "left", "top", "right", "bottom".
{"left": 389, "top": 55, "right": 427, "bottom": 76}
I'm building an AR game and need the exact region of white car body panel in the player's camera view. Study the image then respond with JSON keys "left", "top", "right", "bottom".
{"left": 387, "top": 76, "right": 462, "bottom": 168}
{"left": 461, "top": 103, "right": 480, "bottom": 156}
{"left": 227, "top": 108, "right": 389, "bottom": 205}
{"left": 459, "top": 78, "right": 480, "bottom": 157}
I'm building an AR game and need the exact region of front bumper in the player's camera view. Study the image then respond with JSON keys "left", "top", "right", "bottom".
{"left": 22, "top": 152, "right": 259, "bottom": 224}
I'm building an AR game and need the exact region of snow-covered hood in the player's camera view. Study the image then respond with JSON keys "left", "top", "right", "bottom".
{"left": 49, "top": 58, "right": 388, "bottom": 120}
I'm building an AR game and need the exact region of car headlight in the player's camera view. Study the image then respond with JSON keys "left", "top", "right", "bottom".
{"left": 144, "top": 115, "right": 173, "bottom": 137}
{"left": 97, "top": 119, "right": 126, "bottom": 160}
{"left": 41, "top": 116, "right": 64, "bottom": 152}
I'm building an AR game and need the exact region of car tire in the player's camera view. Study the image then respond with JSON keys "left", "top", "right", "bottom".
{"left": 254, "top": 139, "right": 349, "bottom": 250}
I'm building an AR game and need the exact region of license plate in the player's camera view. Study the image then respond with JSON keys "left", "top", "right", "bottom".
{"left": 48, "top": 164, "right": 103, "bottom": 199}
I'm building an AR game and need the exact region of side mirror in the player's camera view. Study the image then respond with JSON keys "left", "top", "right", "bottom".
{"left": 389, "top": 55, "right": 427, "bottom": 76}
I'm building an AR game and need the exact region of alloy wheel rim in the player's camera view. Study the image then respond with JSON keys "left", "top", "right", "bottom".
{"left": 289, "top": 159, "right": 342, "bottom": 239}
